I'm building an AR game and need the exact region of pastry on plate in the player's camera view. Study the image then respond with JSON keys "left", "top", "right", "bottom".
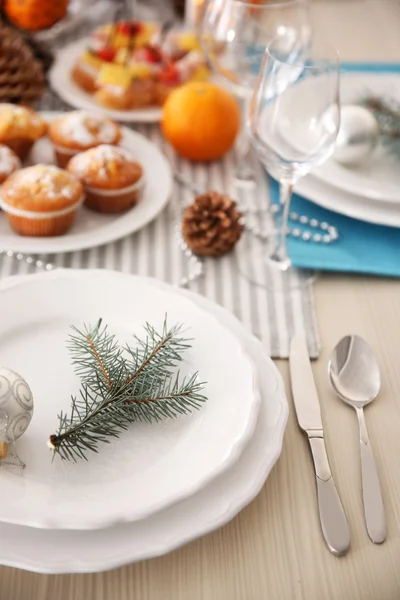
{"left": 67, "top": 144, "right": 144, "bottom": 214}
{"left": 0, "top": 164, "right": 83, "bottom": 237}
{"left": 94, "top": 63, "right": 156, "bottom": 110}
{"left": 71, "top": 21, "right": 209, "bottom": 110}
{"left": 0, "top": 144, "right": 21, "bottom": 184}
{"left": 155, "top": 51, "right": 209, "bottom": 106}
{"left": 0, "top": 104, "right": 46, "bottom": 159}
{"left": 88, "top": 21, "right": 157, "bottom": 54}
{"left": 71, "top": 21, "right": 157, "bottom": 94}
{"left": 48, "top": 110, "right": 121, "bottom": 167}
{"left": 71, "top": 49, "right": 105, "bottom": 93}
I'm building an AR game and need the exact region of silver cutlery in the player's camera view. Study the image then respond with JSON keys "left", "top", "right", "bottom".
{"left": 290, "top": 333, "right": 350, "bottom": 556}
{"left": 329, "top": 335, "right": 386, "bottom": 544}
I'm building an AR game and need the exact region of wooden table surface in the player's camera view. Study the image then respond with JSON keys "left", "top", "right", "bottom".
{"left": 2, "top": 2, "right": 400, "bottom": 599}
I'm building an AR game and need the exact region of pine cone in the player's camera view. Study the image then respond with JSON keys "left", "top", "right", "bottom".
{"left": 182, "top": 191, "right": 243, "bottom": 257}
{"left": 0, "top": 26, "right": 46, "bottom": 105}
{"left": 173, "top": 0, "right": 186, "bottom": 17}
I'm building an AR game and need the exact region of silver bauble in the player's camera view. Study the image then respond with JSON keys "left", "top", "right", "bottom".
{"left": 333, "top": 105, "right": 380, "bottom": 167}
{"left": 0, "top": 367, "right": 34, "bottom": 458}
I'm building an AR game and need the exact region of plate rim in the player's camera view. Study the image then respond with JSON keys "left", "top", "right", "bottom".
{"left": 297, "top": 173, "right": 400, "bottom": 227}
{"left": 0, "top": 269, "right": 261, "bottom": 530}
{"left": 0, "top": 272, "right": 288, "bottom": 574}
{"left": 0, "top": 111, "right": 172, "bottom": 254}
{"left": 49, "top": 38, "right": 163, "bottom": 123}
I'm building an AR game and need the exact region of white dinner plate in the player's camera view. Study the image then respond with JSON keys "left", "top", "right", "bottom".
{"left": 49, "top": 39, "right": 163, "bottom": 123}
{"left": 0, "top": 111, "right": 172, "bottom": 254}
{"left": 0, "top": 273, "right": 288, "bottom": 574}
{"left": 0, "top": 270, "right": 260, "bottom": 530}
{"left": 296, "top": 173, "right": 400, "bottom": 228}
{"left": 313, "top": 73, "right": 400, "bottom": 203}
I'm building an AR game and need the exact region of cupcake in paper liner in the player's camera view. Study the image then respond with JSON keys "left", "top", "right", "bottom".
{"left": 0, "top": 104, "right": 47, "bottom": 160}
{"left": 48, "top": 111, "right": 121, "bottom": 168}
{"left": 0, "top": 164, "right": 84, "bottom": 237}
{"left": 67, "top": 144, "right": 144, "bottom": 214}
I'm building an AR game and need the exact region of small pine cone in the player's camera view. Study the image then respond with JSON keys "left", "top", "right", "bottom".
{"left": 0, "top": 26, "right": 46, "bottom": 105}
{"left": 173, "top": 0, "right": 186, "bottom": 17}
{"left": 182, "top": 191, "right": 243, "bottom": 257}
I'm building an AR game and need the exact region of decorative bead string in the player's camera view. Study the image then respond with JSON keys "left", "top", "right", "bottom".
{"left": 173, "top": 172, "right": 340, "bottom": 245}
{"left": 246, "top": 205, "right": 339, "bottom": 244}
{"left": 0, "top": 250, "right": 56, "bottom": 271}
{"left": 0, "top": 242, "right": 204, "bottom": 288}
{"left": 174, "top": 202, "right": 204, "bottom": 288}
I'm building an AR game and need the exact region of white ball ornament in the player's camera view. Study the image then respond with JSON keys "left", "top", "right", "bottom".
{"left": 0, "top": 367, "right": 34, "bottom": 459}
{"left": 333, "top": 105, "right": 380, "bottom": 167}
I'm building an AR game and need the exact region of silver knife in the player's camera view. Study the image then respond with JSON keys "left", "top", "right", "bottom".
{"left": 290, "top": 333, "right": 350, "bottom": 557}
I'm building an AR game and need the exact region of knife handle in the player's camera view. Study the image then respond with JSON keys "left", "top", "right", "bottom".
{"left": 308, "top": 435, "right": 350, "bottom": 557}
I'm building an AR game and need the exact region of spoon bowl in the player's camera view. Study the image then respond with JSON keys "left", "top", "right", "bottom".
{"left": 329, "top": 334, "right": 381, "bottom": 408}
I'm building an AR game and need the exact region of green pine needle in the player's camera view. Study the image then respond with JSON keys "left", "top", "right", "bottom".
{"left": 359, "top": 94, "right": 400, "bottom": 160}
{"left": 48, "top": 318, "right": 207, "bottom": 462}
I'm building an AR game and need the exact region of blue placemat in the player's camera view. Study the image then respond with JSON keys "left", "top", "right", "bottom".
{"left": 269, "top": 62, "right": 400, "bottom": 277}
{"left": 270, "top": 179, "right": 400, "bottom": 276}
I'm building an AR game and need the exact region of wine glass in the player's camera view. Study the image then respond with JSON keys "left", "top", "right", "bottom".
{"left": 201, "top": 0, "right": 311, "bottom": 186}
{"left": 244, "top": 32, "right": 340, "bottom": 288}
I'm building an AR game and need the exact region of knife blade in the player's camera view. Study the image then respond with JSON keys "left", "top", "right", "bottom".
{"left": 290, "top": 333, "right": 350, "bottom": 557}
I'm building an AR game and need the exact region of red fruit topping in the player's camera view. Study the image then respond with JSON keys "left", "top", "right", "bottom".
{"left": 97, "top": 47, "right": 117, "bottom": 62}
{"left": 144, "top": 45, "right": 163, "bottom": 63}
{"left": 116, "top": 21, "right": 143, "bottom": 36}
{"left": 159, "top": 63, "right": 181, "bottom": 85}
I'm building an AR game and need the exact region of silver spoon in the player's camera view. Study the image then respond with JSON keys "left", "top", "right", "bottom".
{"left": 329, "top": 335, "right": 386, "bottom": 544}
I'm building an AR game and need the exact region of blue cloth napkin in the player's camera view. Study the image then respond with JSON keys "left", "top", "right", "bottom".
{"left": 268, "top": 62, "right": 400, "bottom": 278}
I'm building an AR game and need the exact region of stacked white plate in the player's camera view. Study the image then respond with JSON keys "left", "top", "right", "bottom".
{"left": 297, "top": 72, "right": 400, "bottom": 227}
{"left": 0, "top": 270, "right": 288, "bottom": 574}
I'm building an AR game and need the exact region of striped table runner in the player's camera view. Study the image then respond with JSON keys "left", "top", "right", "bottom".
{"left": 0, "top": 64, "right": 320, "bottom": 360}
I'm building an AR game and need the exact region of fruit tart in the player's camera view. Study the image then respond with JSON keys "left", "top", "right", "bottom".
{"left": 71, "top": 21, "right": 209, "bottom": 110}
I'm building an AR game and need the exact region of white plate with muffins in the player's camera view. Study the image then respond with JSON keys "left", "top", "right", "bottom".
{"left": 0, "top": 107, "right": 172, "bottom": 254}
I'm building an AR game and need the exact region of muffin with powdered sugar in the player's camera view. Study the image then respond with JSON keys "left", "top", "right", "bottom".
{"left": 0, "top": 104, "right": 46, "bottom": 160}
{"left": 0, "top": 164, "right": 83, "bottom": 237}
{"left": 68, "top": 144, "right": 143, "bottom": 214}
{"left": 48, "top": 111, "right": 121, "bottom": 168}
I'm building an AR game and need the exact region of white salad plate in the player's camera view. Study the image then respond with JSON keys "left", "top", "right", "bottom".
{"left": 49, "top": 39, "right": 163, "bottom": 123}
{"left": 0, "top": 112, "right": 172, "bottom": 255}
{"left": 0, "top": 272, "right": 288, "bottom": 574}
{"left": 0, "top": 270, "right": 261, "bottom": 530}
{"left": 296, "top": 173, "right": 400, "bottom": 228}
{"left": 313, "top": 73, "right": 400, "bottom": 204}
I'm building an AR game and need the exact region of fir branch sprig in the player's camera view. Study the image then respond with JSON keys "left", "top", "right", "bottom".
{"left": 360, "top": 93, "right": 400, "bottom": 159}
{"left": 48, "top": 319, "right": 207, "bottom": 462}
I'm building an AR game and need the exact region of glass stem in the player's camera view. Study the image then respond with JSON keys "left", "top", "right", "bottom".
{"left": 235, "top": 96, "right": 254, "bottom": 183}
{"left": 269, "top": 180, "right": 293, "bottom": 271}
